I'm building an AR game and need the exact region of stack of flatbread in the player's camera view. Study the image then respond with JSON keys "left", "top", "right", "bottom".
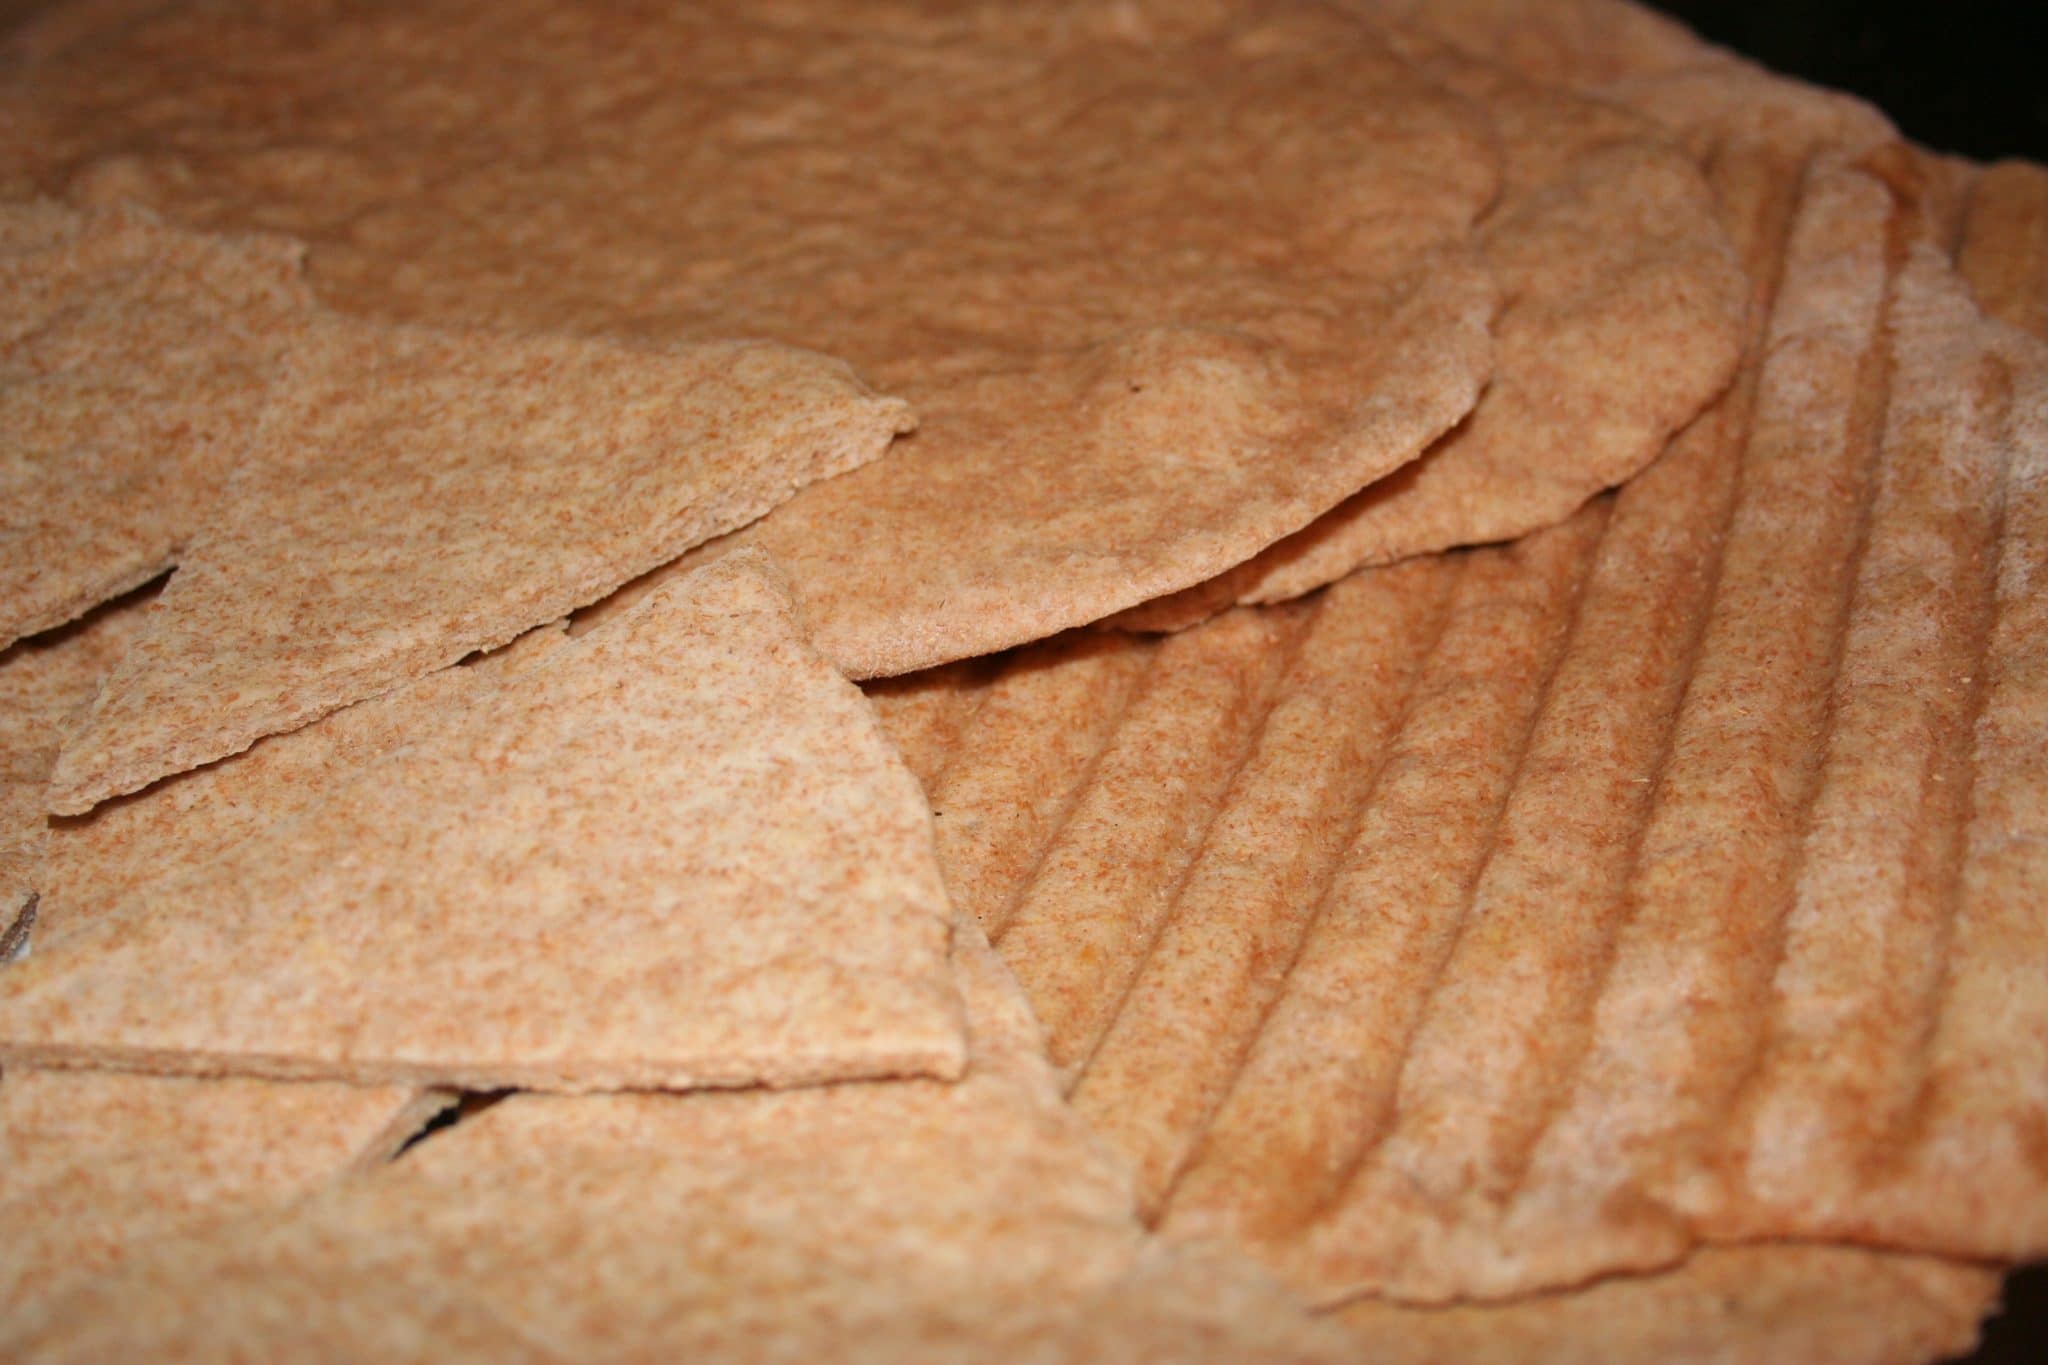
{"left": 0, "top": 0, "right": 2041, "bottom": 1358}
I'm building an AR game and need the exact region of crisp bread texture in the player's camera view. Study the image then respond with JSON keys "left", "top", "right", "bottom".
{"left": 3, "top": 0, "right": 2042, "bottom": 1355}
{"left": 0, "top": 926, "right": 1352, "bottom": 1362}
{"left": 1113, "top": 43, "right": 1746, "bottom": 630}
{"left": 6, "top": 927, "right": 1997, "bottom": 1362}
{"left": 0, "top": 200, "right": 312, "bottom": 648}
{"left": 0, "top": 552, "right": 966, "bottom": 1092}
{"left": 0, "top": 592, "right": 152, "bottom": 959}
{"left": 46, "top": 316, "right": 912, "bottom": 812}
{"left": 866, "top": 135, "right": 2048, "bottom": 1304}
{"left": 34, "top": 621, "right": 569, "bottom": 954}
{"left": 0, "top": 0, "right": 1501, "bottom": 679}
{"left": 0, "top": 1067, "right": 445, "bottom": 1315}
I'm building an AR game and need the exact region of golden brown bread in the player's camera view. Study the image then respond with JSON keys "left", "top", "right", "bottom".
{"left": 1114, "top": 43, "right": 1747, "bottom": 629}
{"left": 0, "top": 926, "right": 1354, "bottom": 1363}
{"left": 0, "top": 591, "right": 151, "bottom": 960}
{"left": 1, "top": 1069, "right": 445, "bottom": 1317}
{"left": 871, "top": 130, "right": 2048, "bottom": 1305}
{"left": 45, "top": 315, "right": 911, "bottom": 812}
{"left": 1, "top": 1, "right": 2042, "bottom": 1358}
{"left": 35, "top": 622, "right": 568, "bottom": 955}
{"left": 2, "top": 0, "right": 1502, "bottom": 679}
{"left": 0, "top": 202, "right": 310, "bottom": 648}
{"left": 2, "top": 554, "right": 966, "bottom": 1093}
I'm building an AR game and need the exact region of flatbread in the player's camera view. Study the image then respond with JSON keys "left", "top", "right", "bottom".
{"left": 1915, "top": 150, "right": 1981, "bottom": 259}
{"left": 1349, "top": 0, "right": 1708, "bottom": 89}
{"left": 3, "top": 0, "right": 1499, "bottom": 678}
{"left": 46, "top": 312, "right": 912, "bottom": 812}
{"left": 870, "top": 141, "right": 2048, "bottom": 1303}
{"left": 1681, "top": 213, "right": 2048, "bottom": 1260}
{"left": 6, "top": 2, "right": 2036, "bottom": 1355}
{"left": 0, "top": 590, "right": 152, "bottom": 960}
{"left": 1335, "top": 1244, "right": 2000, "bottom": 1365}
{"left": 0, "top": 200, "right": 311, "bottom": 648}
{"left": 860, "top": 654, "right": 1005, "bottom": 797}
{"left": 1960, "top": 160, "right": 2048, "bottom": 341}
{"left": 1375, "top": 0, "right": 1902, "bottom": 170}
{"left": 1, "top": 1067, "right": 445, "bottom": 1315}
{"left": 0, "top": 924, "right": 1352, "bottom": 1362}
{"left": 33, "top": 620, "right": 567, "bottom": 954}
{"left": 1115, "top": 45, "right": 1745, "bottom": 630}
{"left": 0, "top": 552, "right": 966, "bottom": 1092}
{"left": 7, "top": 930, "right": 1995, "bottom": 1364}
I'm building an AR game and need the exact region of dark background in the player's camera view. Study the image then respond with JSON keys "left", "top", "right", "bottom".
{"left": 1640, "top": 8, "right": 2044, "bottom": 1359}
{"left": 1650, "top": 0, "right": 2048, "bottom": 161}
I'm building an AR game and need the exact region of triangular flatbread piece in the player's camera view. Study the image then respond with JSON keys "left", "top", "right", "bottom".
{"left": 1, "top": 1067, "right": 445, "bottom": 1315}
{"left": 0, "top": 925, "right": 1349, "bottom": 1361}
{"left": 0, "top": 200, "right": 311, "bottom": 648}
{"left": 0, "top": 592, "right": 153, "bottom": 959}
{"left": 34, "top": 620, "right": 567, "bottom": 954}
{"left": 1, "top": 552, "right": 964, "bottom": 1092}
{"left": 48, "top": 314, "right": 912, "bottom": 812}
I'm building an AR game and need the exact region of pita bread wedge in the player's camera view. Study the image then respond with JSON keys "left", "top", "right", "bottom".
{"left": 0, "top": 552, "right": 965, "bottom": 1093}
{"left": 1336, "top": 1244, "right": 2000, "bottom": 1365}
{"left": 33, "top": 620, "right": 568, "bottom": 955}
{"left": 0, "top": 200, "right": 311, "bottom": 649}
{"left": 0, "top": 590, "right": 152, "bottom": 961}
{"left": 871, "top": 142, "right": 2048, "bottom": 1303}
{"left": 45, "top": 313, "right": 912, "bottom": 813}
{"left": 0, "top": 1067, "right": 446, "bottom": 1315}
{"left": 1115, "top": 48, "right": 1745, "bottom": 631}
{"left": 5, "top": 0, "right": 1499, "bottom": 679}
{"left": 0, "top": 924, "right": 1352, "bottom": 1362}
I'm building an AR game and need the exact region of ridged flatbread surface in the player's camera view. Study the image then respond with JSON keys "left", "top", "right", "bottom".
{"left": 2, "top": 0, "right": 1498, "bottom": 678}
{"left": 868, "top": 136, "right": 2048, "bottom": 1304}
{"left": 2, "top": 1, "right": 2039, "bottom": 1357}
{"left": 1114, "top": 45, "right": 1745, "bottom": 631}
{"left": 0, "top": 927, "right": 1353, "bottom": 1363}
{"left": 0, "top": 1068, "right": 445, "bottom": 1315}
{"left": 0, "top": 553, "right": 966, "bottom": 1093}
{"left": 0, "top": 592, "right": 151, "bottom": 961}
{"left": 0, "top": 201, "right": 310, "bottom": 648}
{"left": 45, "top": 314, "right": 911, "bottom": 813}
